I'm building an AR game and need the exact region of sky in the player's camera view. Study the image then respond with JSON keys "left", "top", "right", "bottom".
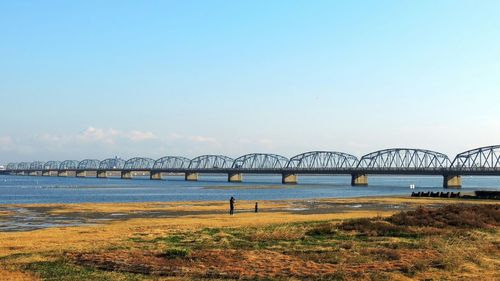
{"left": 1, "top": 0, "right": 500, "bottom": 163}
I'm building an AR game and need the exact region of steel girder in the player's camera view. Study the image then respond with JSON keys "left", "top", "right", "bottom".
{"left": 124, "top": 157, "right": 155, "bottom": 170}
{"left": 99, "top": 158, "right": 126, "bottom": 170}
{"left": 59, "top": 160, "right": 79, "bottom": 170}
{"left": 451, "top": 145, "right": 500, "bottom": 171}
{"left": 78, "top": 159, "right": 100, "bottom": 170}
{"left": 43, "top": 161, "right": 61, "bottom": 170}
{"left": 6, "top": 163, "right": 18, "bottom": 170}
{"left": 357, "top": 148, "right": 450, "bottom": 170}
{"left": 232, "top": 153, "right": 289, "bottom": 169}
{"left": 17, "top": 162, "right": 31, "bottom": 170}
{"left": 153, "top": 156, "right": 191, "bottom": 169}
{"left": 30, "top": 161, "right": 45, "bottom": 170}
{"left": 189, "top": 155, "right": 234, "bottom": 169}
{"left": 287, "top": 151, "right": 358, "bottom": 169}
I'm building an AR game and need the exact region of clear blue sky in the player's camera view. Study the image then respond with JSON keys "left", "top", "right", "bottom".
{"left": 1, "top": 0, "right": 499, "bottom": 162}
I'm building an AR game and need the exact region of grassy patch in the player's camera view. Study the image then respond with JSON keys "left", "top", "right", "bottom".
{"left": 388, "top": 204, "right": 500, "bottom": 228}
{"left": 24, "top": 259, "right": 144, "bottom": 281}
{"left": 19, "top": 204, "right": 498, "bottom": 280}
{"left": 159, "top": 247, "right": 190, "bottom": 259}
{"left": 152, "top": 235, "right": 183, "bottom": 244}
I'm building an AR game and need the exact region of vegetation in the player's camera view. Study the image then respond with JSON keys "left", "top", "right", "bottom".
{"left": 1, "top": 201, "right": 498, "bottom": 280}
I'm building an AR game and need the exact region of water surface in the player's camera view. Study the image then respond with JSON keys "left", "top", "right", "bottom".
{"left": 1, "top": 174, "right": 499, "bottom": 204}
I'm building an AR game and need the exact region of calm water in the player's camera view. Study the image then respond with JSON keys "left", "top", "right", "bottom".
{"left": 0, "top": 174, "right": 499, "bottom": 204}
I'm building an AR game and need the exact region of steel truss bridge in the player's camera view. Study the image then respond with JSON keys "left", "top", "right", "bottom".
{"left": 2, "top": 145, "right": 500, "bottom": 188}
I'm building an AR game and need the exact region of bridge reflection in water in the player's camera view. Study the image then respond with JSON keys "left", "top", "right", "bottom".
{"left": 3, "top": 145, "right": 500, "bottom": 188}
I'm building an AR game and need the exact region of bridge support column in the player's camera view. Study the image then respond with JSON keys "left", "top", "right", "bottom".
{"left": 185, "top": 172, "right": 198, "bottom": 181}
{"left": 121, "top": 171, "right": 133, "bottom": 179}
{"left": 443, "top": 175, "right": 461, "bottom": 188}
{"left": 282, "top": 173, "right": 298, "bottom": 184}
{"left": 351, "top": 174, "right": 368, "bottom": 186}
{"left": 228, "top": 173, "right": 242, "bottom": 182}
{"left": 151, "top": 172, "right": 163, "bottom": 180}
{"left": 97, "top": 171, "right": 108, "bottom": 178}
{"left": 58, "top": 171, "right": 76, "bottom": 177}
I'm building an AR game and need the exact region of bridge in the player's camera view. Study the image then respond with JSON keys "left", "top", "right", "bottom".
{"left": 2, "top": 145, "right": 500, "bottom": 188}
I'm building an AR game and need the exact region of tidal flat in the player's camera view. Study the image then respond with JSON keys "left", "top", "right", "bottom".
{"left": 0, "top": 196, "right": 498, "bottom": 280}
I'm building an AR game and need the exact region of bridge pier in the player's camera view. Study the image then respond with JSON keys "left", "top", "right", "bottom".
{"left": 58, "top": 170, "right": 76, "bottom": 177}
{"left": 443, "top": 175, "right": 461, "bottom": 188}
{"left": 282, "top": 173, "right": 298, "bottom": 184}
{"left": 121, "top": 171, "right": 133, "bottom": 179}
{"left": 228, "top": 172, "right": 242, "bottom": 182}
{"left": 150, "top": 171, "right": 163, "bottom": 180}
{"left": 77, "top": 171, "right": 97, "bottom": 177}
{"left": 185, "top": 172, "right": 198, "bottom": 181}
{"left": 351, "top": 174, "right": 368, "bottom": 186}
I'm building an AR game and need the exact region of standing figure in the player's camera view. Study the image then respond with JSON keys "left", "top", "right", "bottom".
{"left": 229, "top": 196, "right": 235, "bottom": 215}
{"left": 255, "top": 202, "right": 258, "bottom": 213}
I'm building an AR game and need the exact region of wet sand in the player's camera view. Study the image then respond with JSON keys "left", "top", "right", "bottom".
{"left": 0, "top": 196, "right": 493, "bottom": 232}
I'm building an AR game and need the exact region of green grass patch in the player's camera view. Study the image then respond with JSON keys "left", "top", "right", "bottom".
{"left": 159, "top": 247, "right": 190, "bottom": 259}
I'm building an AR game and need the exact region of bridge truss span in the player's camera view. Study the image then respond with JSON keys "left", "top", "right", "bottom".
{"left": 43, "top": 161, "right": 61, "bottom": 170}
{"left": 357, "top": 148, "right": 451, "bottom": 172}
{"left": 77, "top": 159, "right": 100, "bottom": 170}
{"left": 188, "top": 155, "right": 234, "bottom": 170}
{"left": 6, "top": 163, "right": 18, "bottom": 171}
{"left": 232, "top": 153, "right": 289, "bottom": 170}
{"left": 286, "top": 151, "right": 358, "bottom": 171}
{"left": 153, "top": 156, "right": 191, "bottom": 170}
{"left": 17, "top": 162, "right": 31, "bottom": 171}
{"left": 124, "top": 157, "right": 155, "bottom": 170}
{"left": 451, "top": 145, "right": 500, "bottom": 174}
{"left": 59, "top": 160, "right": 79, "bottom": 170}
{"left": 30, "top": 161, "right": 45, "bottom": 170}
{"left": 99, "top": 158, "right": 125, "bottom": 170}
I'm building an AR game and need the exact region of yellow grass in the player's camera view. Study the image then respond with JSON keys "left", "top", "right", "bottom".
{"left": 0, "top": 196, "right": 497, "bottom": 280}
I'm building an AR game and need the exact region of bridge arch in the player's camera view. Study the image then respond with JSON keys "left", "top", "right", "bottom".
{"left": 232, "top": 153, "right": 289, "bottom": 169}
{"left": 78, "top": 159, "right": 100, "bottom": 170}
{"left": 287, "top": 151, "right": 358, "bottom": 169}
{"left": 153, "top": 156, "right": 191, "bottom": 169}
{"left": 123, "top": 157, "right": 155, "bottom": 170}
{"left": 30, "top": 161, "right": 45, "bottom": 170}
{"left": 99, "top": 158, "right": 125, "bottom": 170}
{"left": 59, "top": 160, "right": 79, "bottom": 170}
{"left": 189, "top": 155, "right": 234, "bottom": 169}
{"left": 451, "top": 145, "right": 500, "bottom": 170}
{"left": 357, "top": 148, "right": 450, "bottom": 170}
{"left": 6, "top": 163, "right": 18, "bottom": 170}
{"left": 43, "top": 161, "right": 61, "bottom": 170}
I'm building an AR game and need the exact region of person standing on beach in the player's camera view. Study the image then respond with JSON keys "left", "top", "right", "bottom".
{"left": 229, "top": 196, "right": 235, "bottom": 215}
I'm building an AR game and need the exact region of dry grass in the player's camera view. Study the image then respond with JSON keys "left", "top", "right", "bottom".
{"left": 0, "top": 197, "right": 498, "bottom": 280}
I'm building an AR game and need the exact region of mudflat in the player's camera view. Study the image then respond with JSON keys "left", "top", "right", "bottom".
{"left": 0, "top": 196, "right": 498, "bottom": 280}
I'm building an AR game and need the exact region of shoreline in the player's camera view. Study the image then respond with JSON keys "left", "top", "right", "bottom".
{"left": 0, "top": 195, "right": 497, "bottom": 233}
